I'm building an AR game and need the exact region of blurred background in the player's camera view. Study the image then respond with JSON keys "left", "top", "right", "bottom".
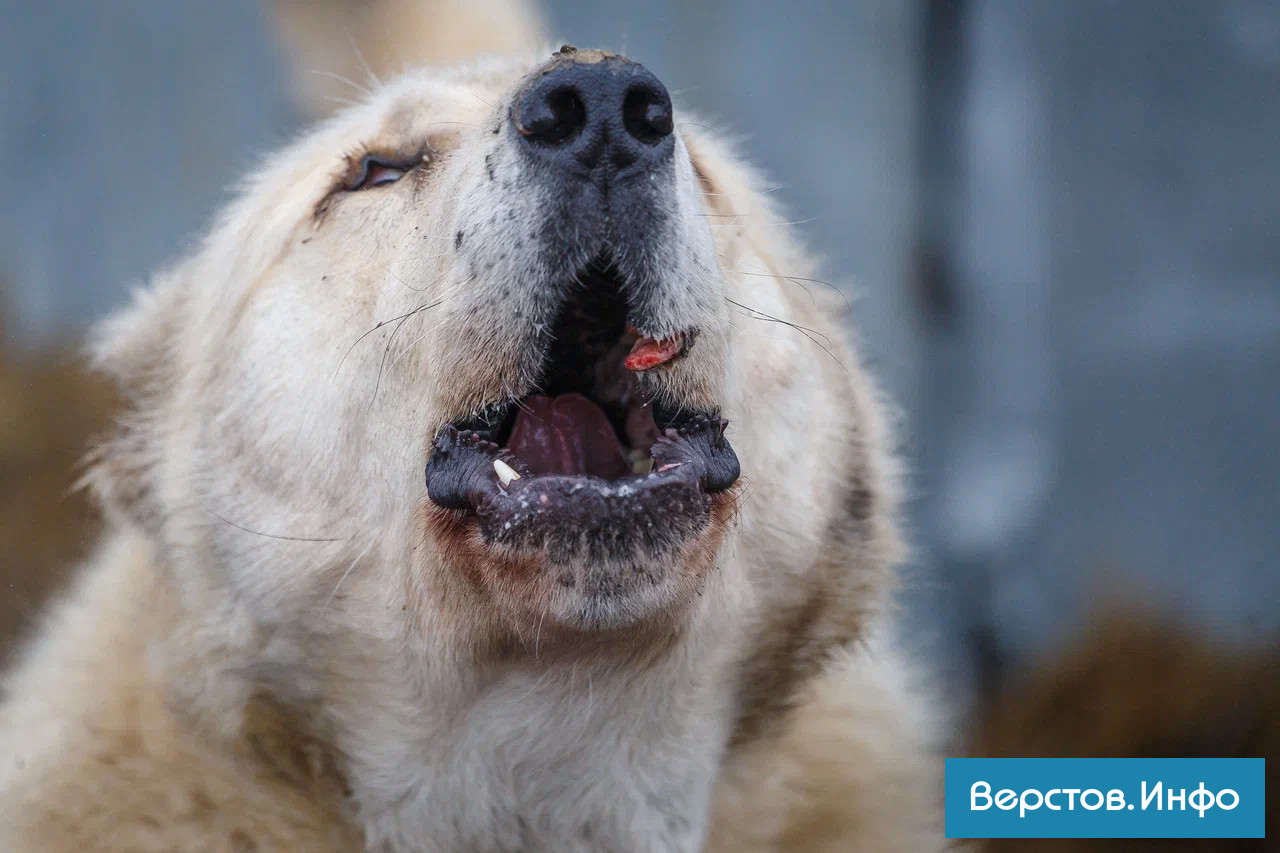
{"left": 1, "top": 0, "right": 1277, "bottom": 756}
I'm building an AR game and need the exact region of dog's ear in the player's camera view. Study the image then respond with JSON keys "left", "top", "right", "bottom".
{"left": 81, "top": 270, "right": 187, "bottom": 532}
{"left": 269, "top": 0, "right": 548, "bottom": 118}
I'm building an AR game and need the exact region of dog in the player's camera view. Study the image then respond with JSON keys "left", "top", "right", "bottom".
{"left": 0, "top": 40, "right": 942, "bottom": 852}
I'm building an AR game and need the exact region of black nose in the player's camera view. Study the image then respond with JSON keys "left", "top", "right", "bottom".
{"left": 513, "top": 49, "right": 674, "bottom": 179}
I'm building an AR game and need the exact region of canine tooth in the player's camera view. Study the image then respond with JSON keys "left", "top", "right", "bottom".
{"left": 493, "top": 458, "right": 521, "bottom": 486}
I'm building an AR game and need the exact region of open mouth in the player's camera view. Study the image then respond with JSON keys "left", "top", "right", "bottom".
{"left": 425, "top": 261, "right": 739, "bottom": 555}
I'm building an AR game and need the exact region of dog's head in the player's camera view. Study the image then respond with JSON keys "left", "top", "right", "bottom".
{"left": 88, "top": 49, "right": 893, "bottom": 678}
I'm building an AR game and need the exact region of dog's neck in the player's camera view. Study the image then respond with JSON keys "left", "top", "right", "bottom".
{"left": 339, "top": 633, "right": 740, "bottom": 852}
{"left": 157, "top": 548, "right": 749, "bottom": 853}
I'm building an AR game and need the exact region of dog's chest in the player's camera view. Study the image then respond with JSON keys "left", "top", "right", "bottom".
{"left": 353, "top": 664, "right": 733, "bottom": 853}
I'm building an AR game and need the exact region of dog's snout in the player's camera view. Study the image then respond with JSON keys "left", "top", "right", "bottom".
{"left": 513, "top": 50, "right": 674, "bottom": 177}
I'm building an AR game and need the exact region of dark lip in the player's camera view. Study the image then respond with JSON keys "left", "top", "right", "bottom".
{"left": 425, "top": 412, "right": 740, "bottom": 553}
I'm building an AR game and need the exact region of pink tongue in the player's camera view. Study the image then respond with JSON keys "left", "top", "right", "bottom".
{"left": 507, "top": 393, "right": 631, "bottom": 478}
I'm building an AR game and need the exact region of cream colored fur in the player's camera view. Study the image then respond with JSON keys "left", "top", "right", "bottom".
{"left": 0, "top": 35, "right": 943, "bottom": 853}
{"left": 270, "top": 0, "right": 547, "bottom": 116}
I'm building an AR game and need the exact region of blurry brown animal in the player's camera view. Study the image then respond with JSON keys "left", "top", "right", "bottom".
{"left": 0, "top": 329, "right": 115, "bottom": 660}
{"left": 970, "top": 612, "right": 1279, "bottom": 853}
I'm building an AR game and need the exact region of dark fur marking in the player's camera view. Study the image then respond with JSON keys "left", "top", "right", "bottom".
{"left": 729, "top": 460, "right": 879, "bottom": 747}
{"left": 846, "top": 481, "right": 874, "bottom": 523}
{"left": 729, "top": 589, "right": 838, "bottom": 748}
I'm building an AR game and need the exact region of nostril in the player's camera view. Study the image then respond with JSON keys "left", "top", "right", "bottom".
{"left": 514, "top": 56, "right": 674, "bottom": 173}
{"left": 622, "top": 85, "right": 673, "bottom": 145}
{"left": 517, "top": 86, "right": 586, "bottom": 146}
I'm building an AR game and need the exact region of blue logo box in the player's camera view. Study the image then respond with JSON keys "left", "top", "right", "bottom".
{"left": 945, "top": 758, "right": 1265, "bottom": 838}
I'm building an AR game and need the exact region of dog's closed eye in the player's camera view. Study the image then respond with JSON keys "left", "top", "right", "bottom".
{"left": 345, "top": 153, "right": 417, "bottom": 191}
{"left": 315, "top": 147, "right": 431, "bottom": 221}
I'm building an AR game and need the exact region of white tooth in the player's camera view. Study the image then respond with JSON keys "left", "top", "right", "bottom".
{"left": 493, "top": 458, "right": 520, "bottom": 486}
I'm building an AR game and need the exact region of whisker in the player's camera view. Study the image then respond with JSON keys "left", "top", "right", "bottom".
{"left": 512, "top": 396, "right": 538, "bottom": 418}
{"left": 718, "top": 259, "right": 851, "bottom": 313}
{"left": 727, "top": 479, "right": 755, "bottom": 527}
{"left": 723, "top": 297, "right": 849, "bottom": 374}
{"left": 700, "top": 212, "right": 816, "bottom": 227}
{"left": 322, "top": 95, "right": 361, "bottom": 109}
{"left": 381, "top": 274, "right": 477, "bottom": 376}
{"left": 724, "top": 297, "right": 833, "bottom": 346}
{"left": 700, "top": 186, "right": 783, "bottom": 197}
{"left": 332, "top": 300, "right": 442, "bottom": 381}
{"left": 368, "top": 297, "right": 449, "bottom": 407}
{"left": 377, "top": 257, "right": 459, "bottom": 293}
{"left": 368, "top": 313, "right": 416, "bottom": 409}
{"left": 343, "top": 25, "right": 383, "bottom": 89}
{"left": 384, "top": 253, "right": 451, "bottom": 266}
{"left": 534, "top": 604, "right": 548, "bottom": 660}
{"left": 325, "top": 537, "right": 377, "bottom": 609}
{"left": 377, "top": 261, "right": 430, "bottom": 292}
{"left": 307, "top": 69, "right": 373, "bottom": 97}
{"left": 382, "top": 322, "right": 436, "bottom": 376}
{"left": 206, "top": 508, "right": 346, "bottom": 543}
{"left": 374, "top": 266, "right": 491, "bottom": 399}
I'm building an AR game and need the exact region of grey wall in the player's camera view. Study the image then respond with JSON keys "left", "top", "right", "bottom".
{"left": 3, "top": 0, "right": 1277, "bottom": 707}
{"left": 919, "top": 0, "right": 1280, "bottom": 698}
{"left": 0, "top": 0, "right": 297, "bottom": 343}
